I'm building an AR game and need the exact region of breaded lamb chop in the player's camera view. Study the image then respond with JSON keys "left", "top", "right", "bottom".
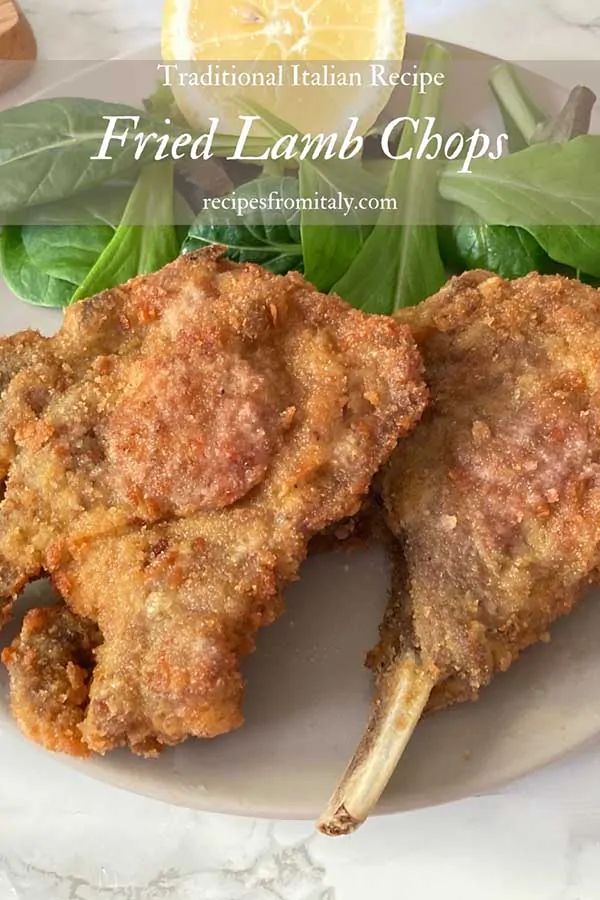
{"left": 0, "top": 253, "right": 208, "bottom": 494}
{"left": 3, "top": 604, "right": 101, "bottom": 757}
{"left": 0, "top": 336, "right": 104, "bottom": 756}
{"left": 0, "top": 332, "right": 48, "bottom": 401}
{"left": 319, "top": 270, "right": 600, "bottom": 835}
{"left": 0, "top": 248, "right": 427, "bottom": 757}
{"left": 0, "top": 335, "right": 102, "bottom": 756}
{"left": 0, "top": 331, "right": 55, "bottom": 485}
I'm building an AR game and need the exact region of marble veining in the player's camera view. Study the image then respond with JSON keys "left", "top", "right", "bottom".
{"left": 0, "top": 825, "right": 333, "bottom": 899}
{"left": 1, "top": 2, "right": 600, "bottom": 898}
{"left": 407, "top": 0, "right": 600, "bottom": 59}
{"left": 543, "top": 0, "right": 600, "bottom": 32}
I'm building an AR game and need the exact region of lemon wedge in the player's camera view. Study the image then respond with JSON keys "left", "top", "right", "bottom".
{"left": 162, "top": 0, "right": 405, "bottom": 135}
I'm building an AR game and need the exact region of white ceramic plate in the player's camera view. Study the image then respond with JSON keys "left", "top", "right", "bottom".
{"left": 1, "top": 36, "right": 599, "bottom": 821}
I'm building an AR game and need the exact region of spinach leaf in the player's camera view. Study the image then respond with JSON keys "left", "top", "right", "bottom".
{"left": 0, "top": 186, "right": 141, "bottom": 306}
{"left": 0, "top": 99, "right": 183, "bottom": 213}
{"left": 17, "top": 184, "right": 133, "bottom": 228}
{"left": 439, "top": 206, "right": 560, "bottom": 278}
{"left": 439, "top": 136, "right": 600, "bottom": 277}
{"left": 0, "top": 177, "right": 187, "bottom": 307}
{"left": 299, "top": 161, "right": 383, "bottom": 291}
{"left": 532, "top": 226, "right": 600, "bottom": 277}
{"left": 333, "top": 42, "right": 450, "bottom": 312}
{"left": 71, "top": 163, "right": 180, "bottom": 302}
{"left": 0, "top": 96, "right": 273, "bottom": 216}
{"left": 0, "top": 226, "right": 76, "bottom": 307}
{"left": 183, "top": 175, "right": 303, "bottom": 274}
{"left": 21, "top": 224, "right": 115, "bottom": 284}
{"left": 237, "top": 99, "right": 384, "bottom": 291}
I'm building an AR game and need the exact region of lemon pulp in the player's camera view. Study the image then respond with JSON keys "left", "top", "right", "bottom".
{"left": 162, "top": 0, "right": 406, "bottom": 135}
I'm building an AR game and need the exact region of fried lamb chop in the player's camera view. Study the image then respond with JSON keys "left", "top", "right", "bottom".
{"left": 1, "top": 248, "right": 427, "bottom": 757}
{"left": 0, "top": 334, "right": 109, "bottom": 756}
{"left": 319, "top": 270, "right": 600, "bottom": 835}
{"left": 0, "top": 330, "right": 56, "bottom": 487}
{"left": 3, "top": 604, "right": 101, "bottom": 756}
{"left": 0, "top": 334, "right": 101, "bottom": 757}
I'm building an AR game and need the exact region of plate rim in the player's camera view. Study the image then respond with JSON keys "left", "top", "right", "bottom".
{"left": 1, "top": 33, "right": 595, "bottom": 822}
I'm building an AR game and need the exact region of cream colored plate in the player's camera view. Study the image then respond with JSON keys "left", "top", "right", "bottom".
{"left": 0, "top": 36, "right": 599, "bottom": 820}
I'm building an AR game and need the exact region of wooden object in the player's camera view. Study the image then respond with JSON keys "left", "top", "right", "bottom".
{"left": 0, "top": 0, "right": 36, "bottom": 93}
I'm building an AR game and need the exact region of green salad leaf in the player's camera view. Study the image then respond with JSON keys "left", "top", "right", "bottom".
{"left": 21, "top": 223, "right": 116, "bottom": 284}
{"left": 183, "top": 175, "right": 303, "bottom": 274}
{"left": 489, "top": 64, "right": 545, "bottom": 151}
{"left": 72, "top": 163, "right": 180, "bottom": 302}
{"left": 490, "top": 63, "right": 596, "bottom": 150}
{"left": 0, "top": 186, "right": 134, "bottom": 306}
{"left": 0, "top": 97, "right": 273, "bottom": 216}
{"left": 333, "top": 41, "right": 450, "bottom": 312}
{"left": 20, "top": 186, "right": 131, "bottom": 283}
{"left": 439, "top": 136, "right": 600, "bottom": 277}
{"left": 237, "top": 99, "right": 385, "bottom": 292}
{"left": 299, "top": 160, "right": 383, "bottom": 292}
{"left": 0, "top": 99, "right": 180, "bottom": 213}
{"left": 0, "top": 170, "right": 184, "bottom": 307}
{"left": 0, "top": 226, "right": 77, "bottom": 307}
{"left": 439, "top": 206, "right": 561, "bottom": 278}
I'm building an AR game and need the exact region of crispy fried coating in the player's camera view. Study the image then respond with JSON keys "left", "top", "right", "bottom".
{"left": 0, "top": 331, "right": 55, "bottom": 482}
{"left": 0, "top": 331, "right": 46, "bottom": 396}
{"left": 0, "top": 248, "right": 426, "bottom": 755}
{"left": 2, "top": 604, "right": 101, "bottom": 757}
{"left": 372, "top": 271, "right": 600, "bottom": 709}
{"left": 0, "top": 256, "right": 204, "bottom": 489}
{"left": 0, "top": 339, "right": 104, "bottom": 756}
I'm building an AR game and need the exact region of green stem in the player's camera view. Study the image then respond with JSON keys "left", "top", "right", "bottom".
{"left": 489, "top": 63, "right": 545, "bottom": 148}
{"left": 331, "top": 41, "right": 450, "bottom": 313}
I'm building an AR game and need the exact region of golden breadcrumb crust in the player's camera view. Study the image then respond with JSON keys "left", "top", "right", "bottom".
{"left": 2, "top": 604, "right": 101, "bottom": 756}
{"left": 372, "top": 271, "right": 600, "bottom": 709}
{"left": 1, "top": 249, "right": 426, "bottom": 756}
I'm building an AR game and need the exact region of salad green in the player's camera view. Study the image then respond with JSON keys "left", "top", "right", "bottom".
{"left": 333, "top": 41, "right": 449, "bottom": 312}
{"left": 439, "top": 208, "right": 560, "bottom": 279}
{"left": 183, "top": 175, "right": 303, "bottom": 274}
{"left": 71, "top": 163, "right": 180, "bottom": 302}
{"left": 0, "top": 44, "right": 598, "bottom": 311}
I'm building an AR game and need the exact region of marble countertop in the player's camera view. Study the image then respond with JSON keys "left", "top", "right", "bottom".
{"left": 2, "top": 1, "right": 600, "bottom": 898}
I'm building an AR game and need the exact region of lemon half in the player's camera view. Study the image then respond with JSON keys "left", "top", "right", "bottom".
{"left": 162, "top": 0, "right": 406, "bottom": 135}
